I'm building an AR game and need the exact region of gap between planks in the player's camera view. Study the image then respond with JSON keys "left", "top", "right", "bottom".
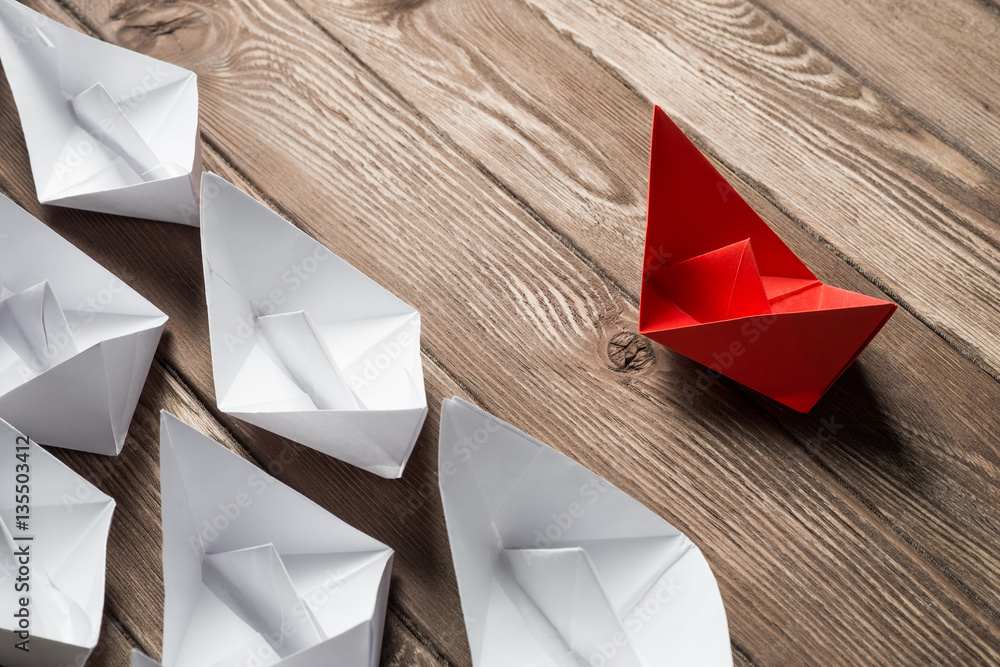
{"left": 754, "top": 1, "right": 1000, "bottom": 184}
{"left": 284, "top": 0, "right": 640, "bottom": 309}
{"left": 280, "top": 0, "right": 1000, "bottom": 391}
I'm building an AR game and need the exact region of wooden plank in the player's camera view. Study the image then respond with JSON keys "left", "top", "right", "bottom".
{"left": 4, "top": 0, "right": 999, "bottom": 663}
{"left": 271, "top": 0, "right": 1000, "bottom": 623}
{"left": 513, "top": 0, "right": 1000, "bottom": 378}
{"left": 757, "top": 0, "right": 1000, "bottom": 171}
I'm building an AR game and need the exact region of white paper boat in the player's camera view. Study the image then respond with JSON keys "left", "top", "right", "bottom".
{"left": 200, "top": 173, "right": 427, "bottom": 478}
{"left": 132, "top": 411, "right": 394, "bottom": 667}
{"left": 439, "top": 398, "right": 732, "bottom": 666}
{"left": 0, "top": 193, "right": 167, "bottom": 455}
{"left": 0, "top": 0, "right": 201, "bottom": 225}
{"left": 0, "top": 420, "right": 116, "bottom": 667}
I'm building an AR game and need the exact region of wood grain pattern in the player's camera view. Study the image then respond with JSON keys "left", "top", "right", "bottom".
{"left": 54, "top": 0, "right": 1000, "bottom": 656}
{"left": 0, "top": 0, "right": 996, "bottom": 664}
{"left": 279, "top": 0, "right": 1000, "bottom": 622}
{"left": 520, "top": 0, "right": 1000, "bottom": 378}
{"left": 87, "top": 617, "right": 137, "bottom": 665}
{"left": 757, "top": 0, "right": 1000, "bottom": 171}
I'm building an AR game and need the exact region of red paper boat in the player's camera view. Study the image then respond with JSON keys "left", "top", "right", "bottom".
{"left": 639, "top": 107, "right": 896, "bottom": 412}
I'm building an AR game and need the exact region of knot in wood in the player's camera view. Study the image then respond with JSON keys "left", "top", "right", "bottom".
{"left": 607, "top": 332, "right": 654, "bottom": 373}
{"left": 111, "top": 1, "right": 220, "bottom": 65}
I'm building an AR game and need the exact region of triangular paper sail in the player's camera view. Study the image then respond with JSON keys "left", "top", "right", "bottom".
{"left": 0, "top": 419, "right": 115, "bottom": 667}
{"left": 142, "top": 412, "right": 393, "bottom": 667}
{"left": 639, "top": 107, "right": 896, "bottom": 412}
{"left": 0, "top": 194, "right": 167, "bottom": 454}
{"left": 200, "top": 173, "right": 427, "bottom": 478}
{"left": 439, "top": 398, "right": 732, "bottom": 666}
{"left": 0, "top": 0, "right": 201, "bottom": 224}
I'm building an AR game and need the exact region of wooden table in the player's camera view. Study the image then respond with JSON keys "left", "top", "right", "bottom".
{"left": 2, "top": 0, "right": 998, "bottom": 664}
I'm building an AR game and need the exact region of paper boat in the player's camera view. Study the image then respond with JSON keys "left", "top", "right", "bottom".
{"left": 639, "top": 107, "right": 896, "bottom": 412}
{"left": 132, "top": 412, "right": 394, "bottom": 667}
{"left": 439, "top": 398, "right": 732, "bottom": 666}
{"left": 200, "top": 173, "right": 427, "bottom": 478}
{"left": 0, "top": 420, "right": 115, "bottom": 667}
{"left": 0, "top": 193, "right": 167, "bottom": 455}
{"left": 0, "top": 0, "right": 201, "bottom": 224}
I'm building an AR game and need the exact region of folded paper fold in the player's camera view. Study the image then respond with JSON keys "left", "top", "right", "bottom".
{"left": 134, "top": 411, "right": 394, "bottom": 667}
{"left": 439, "top": 398, "right": 732, "bottom": 666}
{"left": 499, "top": 546, "right": 644, "bottom": 666}
{"left": 255, "top": 311, "right": 362, "bottom": 412}
{"left": 201, "top": 173, "right": 427, "bottom": 478}
{"left": 639, "top": 107, "right": 896, "bottom": 411}
{"left": 0, "top": 0, "right": 201, "bottom": 224}
{"left": 0, "top": 420, "right": 115, "bottom": 667}
{"left": 0, "top": 194, "right": 167, "bottom": 454}
{"left": 0, "top": 281, "right": 79, "bottom": 394}
{"left": 201, "top": 543, "right": 328, "bottom": 658}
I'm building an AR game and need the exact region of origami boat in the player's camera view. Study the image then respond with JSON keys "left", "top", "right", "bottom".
{"left": 639, "top": 107, "right": 896, "bottom": 412}
{"left": 132, "top": 412, "right": 394, "bottom": 667}
{"left": 0, "top": 0, "right": 201, "bottom": 224}
{"left": 201, "top": 173, "right": 427, "bottom": 478}
{"left": 439, "top": 398, "right": 732, "bottom": 666}
{"left": 0, "top": 194, "right": 167, "bottom": 454}
{"left": 0, "top": 420, "right": 115, "bottom": 667}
